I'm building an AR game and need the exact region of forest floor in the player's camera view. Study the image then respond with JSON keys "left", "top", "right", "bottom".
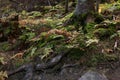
{"left": 0, "top": 0, "right": 120, "bottom": 80}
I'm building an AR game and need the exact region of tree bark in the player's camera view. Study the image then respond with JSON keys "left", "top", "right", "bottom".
{"left": 65, "top": 0, "right": 69, "bottom": 13}
{"left": 74, "top": 0, "right": 95, "bottom": 16}
{"left": 71, "top": 0, "right": 95, "bottom": 33}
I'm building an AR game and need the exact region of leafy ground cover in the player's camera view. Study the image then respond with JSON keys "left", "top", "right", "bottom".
{"left": 0, "top": 0, "right": 120, "bottom": 80}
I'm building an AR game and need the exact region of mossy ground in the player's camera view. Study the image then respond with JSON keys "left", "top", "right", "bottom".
{"left": 0, "top": 1, "right": 120, "bottom": 78}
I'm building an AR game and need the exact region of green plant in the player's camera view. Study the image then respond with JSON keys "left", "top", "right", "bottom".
{"left": 1, "top": 42, "right": 10, "bottom": 51}
{"left": 61, "top": 12, "right": 73, "bottom": 21}
{"left": 41, "top": 47, "right": 53, "bottom": 59}
{"left": 94, "top": 28, "right": 115, "bottom": 39}
{"left": 86, "top": 39, "right": 99, "bottom": 47}
{"left": 28, "top": 11, "right": 42, "bottom": 19}
{"left": 86, "top": 23, "right": 96, "bottom": 32}
{"left": 47, "top": 34, "right": 64, "bottom": 41}
{"left": 118, "top": 0, "right": 120, "bottom": 2}
{"left": 19, "top": 32, "right": 35, "bottom": 41}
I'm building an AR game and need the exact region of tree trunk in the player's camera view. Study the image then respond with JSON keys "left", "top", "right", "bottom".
{"left": 65, "top": 0, "right": 69, "bottom": 13}
{"left": 73, "top": 0, "right": 95, "bottom": 33}
{"left": 74, "top": 0, "right": 95, "bottom": 16}
{"left": 63, "top": 0, "right": 96, "bottom": 33}
{"left": 95, "top": 0, "right": 101, "bottom": 12}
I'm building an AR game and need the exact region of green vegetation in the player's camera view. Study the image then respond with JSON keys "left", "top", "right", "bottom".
{"left": 0, "top": 0, "right": 120, "bottom": 79}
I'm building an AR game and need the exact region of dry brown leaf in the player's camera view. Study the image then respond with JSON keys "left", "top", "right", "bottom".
{"left": 0, "top": 71, "right": 8, "bottom": 80}
{"left": 46, "top": 29, "right": 71, "bottom": 39}
{"left": 11, "top": 52, "right": 24, "bottom": 59}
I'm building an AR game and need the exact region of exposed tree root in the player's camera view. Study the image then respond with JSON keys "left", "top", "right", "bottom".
{"left": 7, "top": 49, "right": 72, "bottom": 80}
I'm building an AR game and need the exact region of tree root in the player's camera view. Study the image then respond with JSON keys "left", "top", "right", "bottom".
{"left": 7, "top": 49, "right": 72, "bottom": 80}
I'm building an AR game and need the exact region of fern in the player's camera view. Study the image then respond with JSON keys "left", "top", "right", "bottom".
{"left": 86, "top": 39, "right": 99, "bottom": 47}
{"left": 0, "top": 57, "right": 5, "bottom": 65}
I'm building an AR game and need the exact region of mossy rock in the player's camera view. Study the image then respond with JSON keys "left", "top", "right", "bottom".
{"left": 94, "top": 28, "right": 115, "bottom": 39}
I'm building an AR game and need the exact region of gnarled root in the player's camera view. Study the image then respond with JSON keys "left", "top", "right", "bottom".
{"left": 7, "top": 49, "right": 72, "bottom": 80}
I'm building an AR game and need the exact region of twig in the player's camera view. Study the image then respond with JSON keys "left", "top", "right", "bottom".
{"left": 114, "top": 40, "right": 118, "bottom": 51}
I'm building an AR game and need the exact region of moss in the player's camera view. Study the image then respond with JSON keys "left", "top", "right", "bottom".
{"left": 94, "top": 28, "right": 115, "bottom": 40}
{"left": 61, "top": 12, "right": 73, "bottom": 21}
{"left": 68, "top": 48, "right": 86, "bottom": 60}
{"left": 93, "top": 20, "right": 116, "bottom": 39}
{"left": 87, "top": 53, "right": 118, "bottom": 67}
{"left": 86, "top": 23, "right": 96, "bottom": 32}
{"left": 94, "top": 14, "right": 104, "bottom": 24}
{"left": 104, "top": 54, "right": 118, "bottom": 61}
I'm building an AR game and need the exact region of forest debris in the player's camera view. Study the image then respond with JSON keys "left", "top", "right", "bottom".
{"left": 46, "top": 29, "right": 72, "bottom": 40}
{"left": 0, "top": 71, "right": 8, "bottom": 80}
{"left": 114, "top": 40, "right": 118, "bottom": 51}
{"left": 86, "top": 39, "right": 99, "bottom": 47}
{"left": 102, "top": 48, "right": 113, "bottom": 54}
{"left": 19, "top": 19, "right": 46, "bottom": 25}
{"left": 10, "top": 52, "right": 24, "bottom": 59}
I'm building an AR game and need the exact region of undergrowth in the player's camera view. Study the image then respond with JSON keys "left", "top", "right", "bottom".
{"left": 0, "top": 1, "right": 120, "bottom": 70}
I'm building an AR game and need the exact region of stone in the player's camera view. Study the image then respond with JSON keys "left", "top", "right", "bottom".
{"left": 78, "top": 70, "right": 108, "bottom": 80}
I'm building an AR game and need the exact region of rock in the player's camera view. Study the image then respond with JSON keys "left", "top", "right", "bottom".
{"left": 78, "top": 71, "right": 108, "bottom": 80}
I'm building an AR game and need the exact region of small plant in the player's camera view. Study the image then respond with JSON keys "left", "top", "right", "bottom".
{"left": 41, "top": 47, "right": 53, "bottom": 59}
{"left": 19, "top": 32, "right": 36, "bottom": 41}
{"left": 28, "top": 11, "right": 42, "bottom": 19}
{"left": 86, "top": 39, "right": 99, "bottom": 47}
{"left": 0, "top": 71, "right": 8, "bottom": 80}
{"left": 0, "top": 57, "right": 5, "bottom": 65}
